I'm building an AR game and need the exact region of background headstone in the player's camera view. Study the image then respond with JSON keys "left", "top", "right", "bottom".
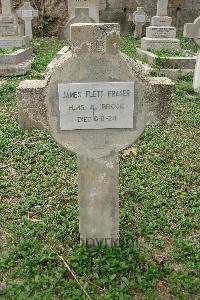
{"left": 16, "top": 1, "right": 38, "bottom": 40}
{"left": 17, "top": 23, "right": 174, "bottom": 246}
{"left": 141, "top": 0, "right": 180, "bottom": 50}
{"left": 129, "top": 7, "right": 148, "bottom": 38}
{"left": 0, "top": 0, "right": 29, "bottom": 48}
{"left": 184, "top": 16, "right": 200, "bottom": 92}
{"left": 59, "top": 0, "right": 99, "bottom": 40}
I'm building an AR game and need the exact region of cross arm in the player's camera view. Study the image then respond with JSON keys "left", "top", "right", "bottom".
{"left": 183, "top": 23, "right": 198, "bottom": 39}
{"left": 144, "top": 77, "right": 175, "bottom": 125}
{"left": 16, "top": 80, "right": 48, "bottom": 130}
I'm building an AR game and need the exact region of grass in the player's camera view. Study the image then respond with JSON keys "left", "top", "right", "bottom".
{"left": 0, "top": 47, "right": 20, "bottom": 56}
{"left": 0, "top": 37, "right": 200, "bottom": 299}
{"left": 148, "top": 48, "right": 186, "bottom": 57}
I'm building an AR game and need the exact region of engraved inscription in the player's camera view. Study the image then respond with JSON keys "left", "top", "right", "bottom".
{"left": 150, "top": 27, "right": 175, "bottom": 38}
{"left": 22, "top": 10, "right": 33, "bottom": 18}
{"left": 135, "top": 15, "right": 146, "bottom": 23}
{"left": 58, "top": 82, "right": 135, "bottom": 130}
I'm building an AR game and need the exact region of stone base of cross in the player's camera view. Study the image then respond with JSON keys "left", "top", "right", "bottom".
{"left": 17, "top": 23, "right": 174, "bottom": 246}
{"left": 184, "top": 16, "right": 200, "bottom": 92}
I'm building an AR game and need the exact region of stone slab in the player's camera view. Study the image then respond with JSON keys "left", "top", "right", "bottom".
{"left": 151, "top": 16, "right": 172, "bottom": 26}
{"left": 146, "top": 26, "right": 176, "bottom": 38}
{"left": 0, "top": 60, "right": 32, "bottom": 76}
{"left": 0, "top": 48, "right": 33, "bottom": 64}
{"left": 137, "top": 48, "right": 197, "bottom": 69}
{"left": 0, "top": 36, "right": 30, "bottom": 49}
{"left": 141, "top": 37, "right": 180, "bottom": 51}
{"left": 58, "top": 82, "right": 135, "bottom": 130}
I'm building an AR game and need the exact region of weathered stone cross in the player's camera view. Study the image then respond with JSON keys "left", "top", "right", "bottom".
{"left": 17, "top": 23, "right": 174, "bottom": 246}
{"left": 1, "top": 0, "right": 12, "bottom": 16}
{"left": 16, "top": 2, "right": 38, "bottom": 40}
{"left": 184, "top": 16, "right": 200, "bottom": 92}
{"left": 129, "top": 7, "right": 148, "bottom": 38}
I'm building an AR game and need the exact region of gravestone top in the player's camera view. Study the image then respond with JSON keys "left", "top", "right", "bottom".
{"left": 16, "top": 2, "right": 38, "bottom": 20}
{"left": 71, "top": 23, "right": 119, "bottom": 54}
{"left": 132, "top": 7, "right": 147, "bottom": 25}
{"left": 183, "top": 16, "right": 200, "bottom": 47}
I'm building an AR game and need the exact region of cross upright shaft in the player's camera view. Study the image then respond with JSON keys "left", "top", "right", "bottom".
{"left": 1, "top": 0, "right": 12, "bottom": 15}
{"left": 78, "top": 154, "right": 119, "bottom": 246}
{"left": 157, "top": 0, "right": 168, "bottom": 16}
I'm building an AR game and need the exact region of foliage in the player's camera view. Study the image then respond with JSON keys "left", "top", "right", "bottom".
{"left": 0, "top": 37, "right": 200, "bottom": 299}
{"left": 0, "top": 47, "right": 20, "bottom": 56}
{"left": 177, "top": 32, "right": 199, "bottom": 53}
{"left": 148, "top": 48, "right": 185, "bottom": 57}
{"left": 120, "top": 36, "right": 140, "bottom": 60}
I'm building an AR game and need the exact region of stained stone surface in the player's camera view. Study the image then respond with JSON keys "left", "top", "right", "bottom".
{"left": 17, "top": 23, "right": 174, "bottom": 246}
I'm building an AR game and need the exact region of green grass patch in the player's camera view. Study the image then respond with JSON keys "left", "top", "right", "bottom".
{"left": 178, "top": 33, "right": 199, "bottom": 53}
{"left": 148, "top": 48, "right": 185, "bottom": 57}
{"left": 0, "top": 47, "right": 20, "bottom": 56}
{"left": 120, "top": 36, "right": 140, "bottom": 60}
{"left": 0, "top": 36, "right": 200, "bottom": 299}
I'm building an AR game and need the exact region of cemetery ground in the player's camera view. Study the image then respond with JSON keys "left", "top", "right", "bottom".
{"left": 0, "top": 36, "right": 199, "bottom": 299}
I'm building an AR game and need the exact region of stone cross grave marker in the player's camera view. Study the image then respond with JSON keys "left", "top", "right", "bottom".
{"left": 16, "top": 2, "right": 38, "bottom": 40}
{"left": 184, "top": 16, "right": 200, "bottom": 92}
{"left": 129, "top": 7, "right": 148, "bottom": 38}
{"left": 1, "top": 0, "right": 12, "bottom": 16}
{"left": 17, "top": 23, "right": 174, "bottom": 246}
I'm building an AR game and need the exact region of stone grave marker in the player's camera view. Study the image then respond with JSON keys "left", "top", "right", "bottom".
{"left": 17, "top": 23, "right": 174, "bottom": 246}
{"left": 0, "top": 0, "right": 29, "bottom": 48}
{"left": 184, "top": 16, "right": 200, "bottom": 92}
{"left": 60, "top": 0, "right": 99, "bottom": 40}
{"left": 129, "top": 7, "right": 148, "bottom": 38}
{"left": 141, "top": 0, "right": 180, "bottom": 50}
{"left": 16, "top": 2, "right": 38, "bottom": 40}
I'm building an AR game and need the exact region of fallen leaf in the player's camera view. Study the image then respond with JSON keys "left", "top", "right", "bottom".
{"left": 123, "top": 147, "right": 137, "bottom": 156}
